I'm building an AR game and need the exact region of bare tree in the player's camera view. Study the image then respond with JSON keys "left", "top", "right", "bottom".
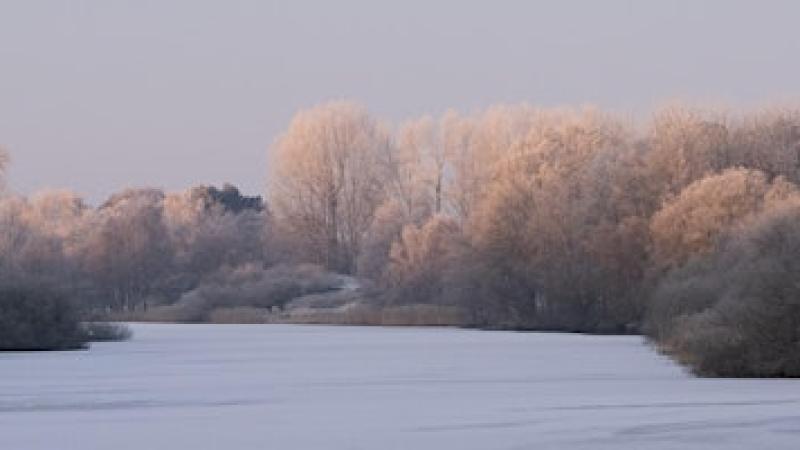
{"left": 644, "top": 106, "right": 732, "bottom": 197}
{"left": 164, "top": 186, "right": 265, "bottom": 284}
{"left": 80, "top": 189, "right": 173, "bottom": 311}
{"left": 731, "top": 107, "right": 800, "bottom": 183}
{"left": 269, "top": 101, "right": 391, "bottom": 273}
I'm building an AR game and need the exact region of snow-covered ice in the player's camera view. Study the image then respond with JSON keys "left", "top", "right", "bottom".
{"left": 1, "top": 323, "right": 798, "bottom": 449}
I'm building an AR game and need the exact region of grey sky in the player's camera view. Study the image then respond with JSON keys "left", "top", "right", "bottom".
{"left": 1, "top": 0, "right": 799, "bottom": 203}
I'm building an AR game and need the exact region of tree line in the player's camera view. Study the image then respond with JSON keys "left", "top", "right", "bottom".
{"left": 269, "top": 102, "right": 800, "bottom": 376}
{"left": 2, "top": 101, "right": 800, "bottom": 376}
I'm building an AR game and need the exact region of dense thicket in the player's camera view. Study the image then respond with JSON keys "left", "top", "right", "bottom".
{"left": 4, "top": 103, "right": 800, "bottom": 375}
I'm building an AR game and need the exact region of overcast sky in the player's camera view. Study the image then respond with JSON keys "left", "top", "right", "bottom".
{"left": 1, "top": 0, "right": 799, "bottom": 203}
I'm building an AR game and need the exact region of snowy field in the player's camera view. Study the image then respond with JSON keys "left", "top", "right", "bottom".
{"left": 1, "top": 324, "right": 798, "bottom": 450}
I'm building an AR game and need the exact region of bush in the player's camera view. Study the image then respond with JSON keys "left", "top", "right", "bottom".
{"left": 121, "top": 263, "right": 345, "bottom": 322}
{"left": 208, "top": 307, "right": 271, "bottom": 324}
{"left": 83, "top": 322, "right": 133, "bottom": 342}
{"left": 647, "top": 200, "right": 800, "bottom": 377}
{"left": 0, "top": 285, "right": 88, "bottom": 351}
{"left": 263, "top": 302, "right": 469, "bottom": 327}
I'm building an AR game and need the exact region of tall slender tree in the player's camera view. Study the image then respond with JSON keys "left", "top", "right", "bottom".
{"left": 269, "top": 101, "right": 391, "bottom": 273}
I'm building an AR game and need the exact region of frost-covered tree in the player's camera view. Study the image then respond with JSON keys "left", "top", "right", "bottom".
{"left": 164, "top": 186, "right": 266, "bottom": 288}
{"left": 356, "top": 200, "right": 409, "bottom": 281}
{"left": 386, "top": 215, "right": 460, "bottom": 305}
{"left": 445, "top": 105, "right": 540, "bottom": 220}
{"left": 269, "top": 101, "right": 391, "bottom": 273}
{"left": 465, "top": 109, "right": 641, "bottom": 330}
{"left": 731, "top": 108, "right": 800, "bottom": 183}
{"left": 650, "top": 168, "right": 798, "bottom": 270}
{"left": 80, "top": 189, "right": 173, "bottom": 310}
{"left": 644, "top": 106, "right": 732, "bottom": 197}
{"left": 0, "top": 193, "right": 84, "bottom": 284}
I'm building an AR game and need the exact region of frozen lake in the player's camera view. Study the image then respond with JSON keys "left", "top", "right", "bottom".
{"left": 1, "top": 324, "right": 798, "bottom": 450}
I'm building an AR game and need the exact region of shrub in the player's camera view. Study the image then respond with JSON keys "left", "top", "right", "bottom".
{"left": 648, "top": 199, "right": 800, "bottom": 377}
{"left": 208, "top": 307, "right": 271, "bottom": 324}
{"left": 83, "top": 322, "right": 133, "bottom": 342}
{"left": 0, "top": 285, "right": 88, "bottom": 351}
{"left": 124, "top": 263, "right": 344, "bottom": 322}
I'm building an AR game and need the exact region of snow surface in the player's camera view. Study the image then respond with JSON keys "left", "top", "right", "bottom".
{"left": 1, "top": 323, "right": 798, "bottom": 450}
